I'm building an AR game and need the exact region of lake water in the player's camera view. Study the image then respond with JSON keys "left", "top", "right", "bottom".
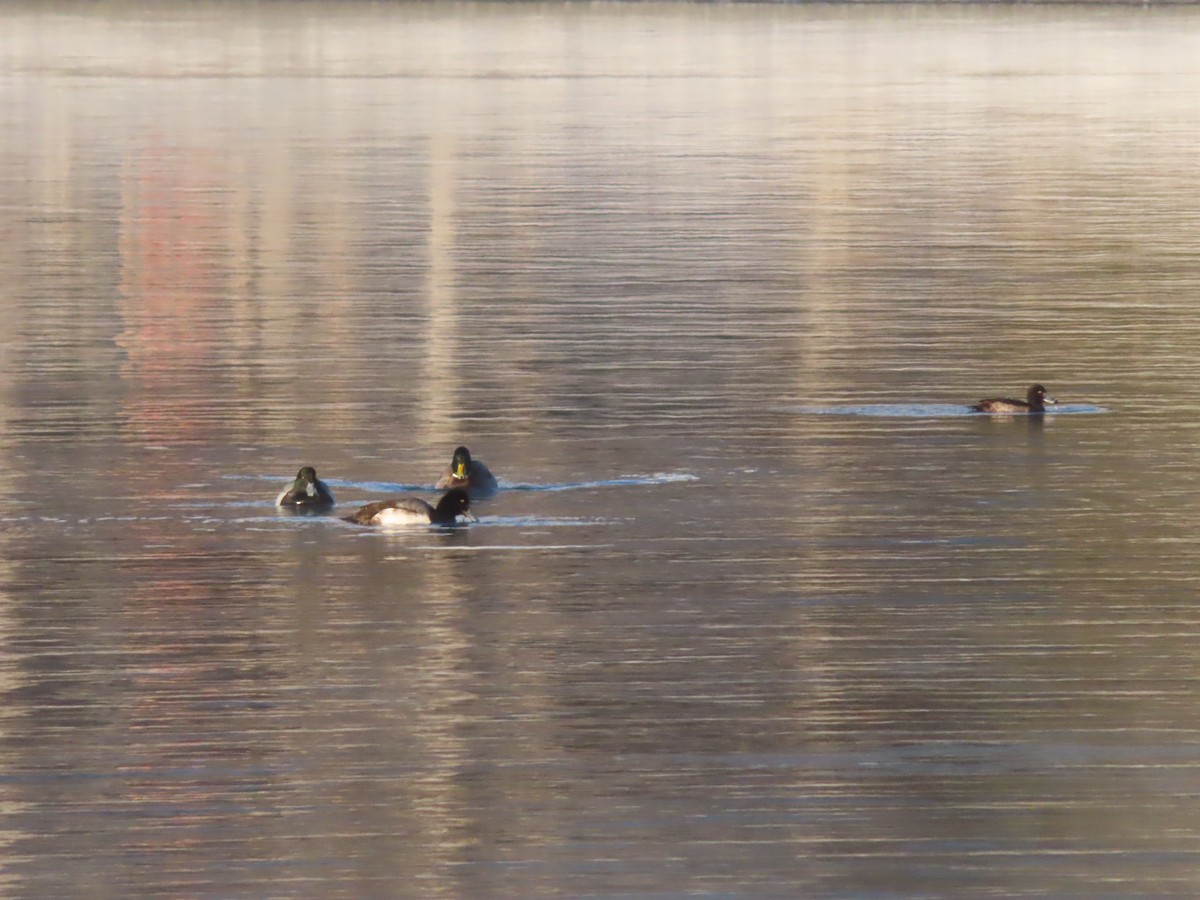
{"left": 4, "top": 1, "right": 1200, "bottom": 896}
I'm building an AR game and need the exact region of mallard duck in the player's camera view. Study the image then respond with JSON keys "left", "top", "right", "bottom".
{"left": 276, "top": 466, "right": 335, "bottom": 508}
{"left": 434, "top": 445, "right": 498, "bottom": 499}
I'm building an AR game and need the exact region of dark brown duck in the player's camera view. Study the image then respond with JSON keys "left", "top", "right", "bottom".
{"left": 971, "top": 384, "right": 1057, "bottom": 414}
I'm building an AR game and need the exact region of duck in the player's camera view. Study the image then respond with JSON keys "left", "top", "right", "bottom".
{"left": 276, "top": 466, "right": 335, "bottom": 508}
{"left": 434, "top": 445, "right": 499, "bottom": 499}
{"left": 972, "top": 384, "right": 1057, "bottom": 414}
{"left": 344, "top": 488, "right": 476, "bottom": 527}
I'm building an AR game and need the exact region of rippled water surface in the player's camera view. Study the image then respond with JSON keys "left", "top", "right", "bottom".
{"left": 5, "top": 2, "right": 1200, "bottom": 896}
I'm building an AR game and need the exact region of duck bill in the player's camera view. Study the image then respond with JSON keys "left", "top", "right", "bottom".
{"left": 461, "top": 510, "right": 478, "bottom": 523}
{"left": 1044, "top": 395, "right": 1057, "bottom": 405}
{"left": 454, "top": 464, "right": 468, "bottom": 479}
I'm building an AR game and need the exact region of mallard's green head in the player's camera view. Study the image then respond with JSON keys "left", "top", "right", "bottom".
{"left": 278, "top": 465, "right": 334, "bottom": 508}
{"left": 293, "top": 466, "right": 323, "bottom": 497}
{"left": 450, "top": 446, "right": 472, "bottom": 480}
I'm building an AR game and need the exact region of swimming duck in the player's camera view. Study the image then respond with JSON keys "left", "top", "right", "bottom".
{"left": 345, "top": 488, "right": 476, "bottom": 527}
{"left": 435, "top": 445, "right": 499, "bottom": 498}
{"left": 972, "top": 384, "right": 1057, "bottom": 414}
{"left": 276, "top": 466, "right": 335, "bottom": 508}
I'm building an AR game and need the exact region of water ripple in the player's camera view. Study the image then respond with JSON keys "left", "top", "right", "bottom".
{"left": 782, "top": 403, "right": 1109, "bottom": 418}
